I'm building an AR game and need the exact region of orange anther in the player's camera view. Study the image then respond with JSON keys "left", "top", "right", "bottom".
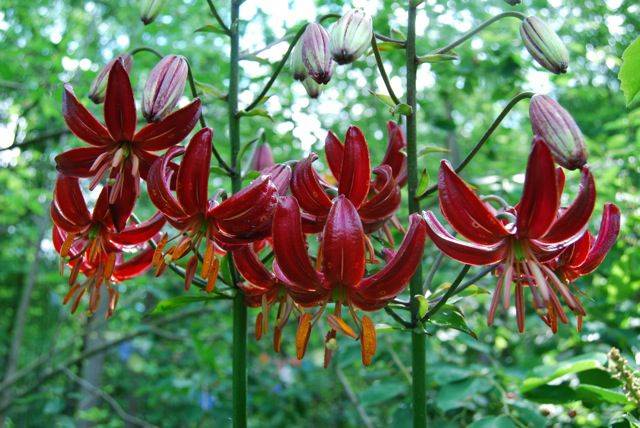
{"left": 360, "top": 315, "right": 377, "bottom": 366}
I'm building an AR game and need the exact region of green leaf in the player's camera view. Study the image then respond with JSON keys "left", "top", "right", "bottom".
{"left": 359, "top": 382, "right": 405, "bottom": 406}
{"left": 468, "top": 416, "right": 517, "bottom": 428}
{"left": 238, "top": 108, "right": 273, "bottom": 121}
{"left": 210, "top": 166, "right": 230, "bottom": 176}
{"left": 575, "top": 384, "right": 629, "bottom": 405}
{"left": 435, "top": 377, "right": 493, "bottom": 411}
{"left": 415, "top": 294, "right": 429, "bottom": 319}
{"left": 368, "top": 90, "right": 397, "bottom": 108}
{"left": 418, "top": 145, "right": 449, "bottom": 157}
{"left": 391, "top": 103, "right": 413, "bottom": 116}
{"left": 195, "top": 23, "right": 228, "bottom": 35}
{"left": 195, "top": 80, "right": 226, "bottom": 99}
{"left": 151, "top": 295, "right": 226, "bottom": 315}
{"left": 238, "top": 133, "right": 263, "bottom": 163}
{"left": 619, "top": 36, "right": 640, "bottom": 107}
{"left": 243, "top": 170, "right": 260, "bottom": 182}
{"left": 521, "top": 353, "right": 608, "bottom": 392}
{"left": 429, "top": 304, "right": 477, "bottom": 339}
{"left": 374, "top": 41, "right": 404, "bottom": 52}
{"left": 417, "top": 53, "right": 459, "bottom": 64}
{"left": 416, "top": 168, "right": 430, "bottom": 197}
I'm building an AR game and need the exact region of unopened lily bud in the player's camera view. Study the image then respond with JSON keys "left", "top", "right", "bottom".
{"left": 89, "top": 54, "right": 132, "bottom": 104}
{"left": 302, "top": 77, "right": 324, "bottom": 99}
{"left": 290, "top": 41, "right": 307, "bottom": 81}
{"left": 301, "top": 23, "right": 334, "bottom": 84}
{"left": 141, "top": 0, "right": 166, "bottom": 25}
{"left": 330, "top": 9, "right": 373, "bottom": 65}
{"left": 530, "top": 94, "right": 587, "bottom": 170}
{"left": 520, "top": 16, "right": 569, "bottom": 74}
{"left": 250, "top": 143, "right": 275, "bottom": 171}
{"left": 142, "top": 55, "right": 188, "bottom": 122}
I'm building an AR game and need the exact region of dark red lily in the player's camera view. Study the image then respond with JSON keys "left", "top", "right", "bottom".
{"left": 56, "top": 60, "right": 201, "bottom": 231}
{"left": 271, "top": 194, "right": 427, "bottom": 365}
{"left": 147, "top": 127, "right": 288, "bottom": 290}
{"left": 423, "top": 138, "right": 598, "bottom": 333}
{"left": 291, "top": 124, "right": 404, "bottom": 234}
{"left": 51, "top": 174, "right": 165, "bottom": 317}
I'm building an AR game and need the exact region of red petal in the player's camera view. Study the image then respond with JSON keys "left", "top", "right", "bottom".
{"left": 438, "top": 160, "right": 510, "bottom": 245}
{"left": 516, "top": 138, "right": 559, "bottom": 239}
{"left": 290, "top": 154, "right": 333, "bottom": 216}
{"left": 542, "top": 167, "right": 596, "bottom": 243}
{"left": 112, "top": 247, "right": 154, "bottom": 281}
{"left": 53, "top": 175, "right": 91, "bottom": 228}
{"left": 51, "top": 203, "right": 87, "bottom": 233}
{"left": 272, "top": 196, "right": 322, "bottom": 287}
{"left": 177, "top": 128, "right": 212, "bottom": 214}
{"left": 424, "top": 211, "right": 506, "bottom": 265}
{"left": 55, "top": 147, "right": 106, "bottom": 178}
{"left": 104, "top": 60, "right": 137, "bottom": 142}
{"left": 338, "top": 126, "right": 370, "bottom": 208}
{"left": 111, "top": 212, "right": 166, "bottom": 245}
{"left": 574, "top": 203, "right": 620, "bottom": 276}
{"left": 356, "top": 214, "right": 427, "bottom": 301}
{"left": 134, "top": 99, "right": 201, "bottom": 151}
{"left": 262, "top": 164, "right": 291, "bottom": 195}
{"left": 324, "top": 130, "right": 344, "bottom": 180}
{"left": 232, "top": 245, "right": 277, "bottom": 289}
{"left": 109, "top": 161, "right": 138, "bottom": 232}
{"left": 62, "top": 84, "right": 113, "bottom": 146}
{"left": 381, "top": 121, "right": 407, "bottom": 185}
{"left": 358, "top": 165, "right": 401, "bottom": 222}
{"left": 321, "top": 196, "right": 366, "bottom": 289}
{"left": 147, "top": 147, "right": 188, "bottom": 219}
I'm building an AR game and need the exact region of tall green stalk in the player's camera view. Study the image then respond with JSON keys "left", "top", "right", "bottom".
{"left": 228, "top": 1, "right": 247, "bottom": 427}
{"left": 405, "top": 3, "right": 427, "bottom": 428}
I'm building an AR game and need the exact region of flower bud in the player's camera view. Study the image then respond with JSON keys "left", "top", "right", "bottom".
{"left": 89, "top": 54, "right": 132, "bottom": 104}
{"left": 530, "top": 94, "right": 587, "bottom": 170}
{"left": 301, "top": 77, "right": 324, "bottom": 99}
{"left": 250, "top": 143, "right": 275, "bottom": 172}
{"left": 329, "top": 9, "right": 373, "bottom": 65}
{"left": 520, "top": 16, "right": 569, "bottom": 74}
{"left": 140, "top": 0, "right": 167, "bottom": 25}
{"left": 142, "top": 55, "right": 189, "bottom": 122}
{"left": 301, "top": 23, "right": 334, "bottom": 84}
{"left": 290, "top": 41, "right": 307, "bottom": 81}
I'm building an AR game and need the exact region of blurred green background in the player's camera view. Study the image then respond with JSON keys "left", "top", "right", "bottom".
{"left": 0, "top": 0, "right": 638, "bottom": 426}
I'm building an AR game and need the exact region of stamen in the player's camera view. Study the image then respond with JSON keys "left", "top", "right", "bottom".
{"left": 201, "top": 239, "right": 216, "bottom": 278}
{"left": 88, "top": 161, "right": 111, "bottom": 190}
{"left": 60, "top": 233, "right": 76, "bottom": 258}
{"left": 515, "top": 283, "right": 525, "bottom": 333}
{"left": 89, "top": 151, "right": 111, "bottom": 172}
{"left": 360, "top": 315, "right": 377, "bottom": 366}
{"left": 528, "top": 260, "right": 550, "bottom": 303}
{"left": 273, "top": 326, "right": 283, "bottom": 353}
{"left": 255, "top": 312, "right": 264, "bottom": 340}
{"left": 326, "top": 314, "right": 358, "bottom": 339}
{"left": 111, "top": 147, "right": 124, "bottom": 168}
{"left": 184, "top": 255, "right": 198, "bottom": 291}
{"left": 63, "top": 284, "right": 81, "bottom": 305}
{"left": 152, "top": 234, "right": 168, "bottom": 267}
{"left": 487, "top": 274, "right": 504, "bottom": 327}
{"left": 323, "top": 330, "right": 337, "bottom": 369}
{"left": 205, "top": 258, "right": 219, "bottom": 293}
{"left": 295, "top": 313, "right": 313, "bottom": 360}
{"left": 172, "top": 237, "right": 192, "bottom": 261}
{"left": 261, "top": 294, "right": 270, "bottom": 334}
{"left": 70, "top": 287, "right": 86, "bottom": 314}
{"left": 104, "top": 252, "right": 117, "bottom": 280}
{"left": 68, "top": 260, "right": 82, "bottom": 286}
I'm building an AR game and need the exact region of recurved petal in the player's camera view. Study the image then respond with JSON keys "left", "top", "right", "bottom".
{"left": 262, "top": 164, "right": 292, "bottom": 195}
{"left": 321, "top": 196, "right": 366, "bottom": 289}
{"left": 110, "top": 212, "right": 166, "bottom": 246}
{"left": 104, "top": 60, "right": 137, "bottom": 142}
{"left": 358, "top": 165, "right": 401, "bottom": 222}
{"left": 272, "top": 196, "right": 322, "bottom": 288}
{"left": 438, "top": 160, "right": 510, "bottom": 244}
{"left": 54, "top": 174, "right": 91, "bottom": 228}
{"left": 55, "top": 146, "right": 106, "bottom": 178}
{"left": 290, "top": 154, "right": 333, "bottom": 216}
{"left": 424, "top": 211, "right": 506, "bottom": 265}
{"left": 147, "top": 147, "right": 187, "bottom": 219}
{"left": 62, "top": 84, "right": 113, "bottom": 146}
{"left": 109, "top": 161, "right": 138, "bottom": 232}
{"left": 134, "top": 99, "right": 201, "bottom": 151}
{"left": 324, "top": 130, "right": 344, "bottom": 180}
{"left": 516, "top": 138, "right": 559, "bottom": 239}
{"left": 176, "top": 128, "right": 212, "bottom": 214}
{"left": 112, "top": 246, "right": 154, "bottom": 281}
{"left": 338, "top": 126, "right": 371, "bottom": 208}
{"left": 381, "top": 121, "right": 407, "bottom": 185}
{"left": 541, "top": 166, "right": 595, "bottom": 244}
{"left": 574, "top": 203, "right": 620, "bottom": 276}
{"left": 232, "top": 245, "right": 277, "bottom": 289}
{"left": 356, "top": 214, "right": 426, "bottom": 301}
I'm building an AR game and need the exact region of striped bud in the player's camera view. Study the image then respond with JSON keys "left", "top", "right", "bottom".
{"left": 330, "top": 9, "right": 373, "bottom": 65}
{"left": 302, "top": 77, "right": 324, "bottom": 99}
{"left": 530, "top": 94, "right": 587, "bottom": 170}
{"left": 88, "top": 54, "right": 133, "bottom": 104}
{"left": 520, "top": 16, "right": 569, "bottom": 74}
{"left": 250, "top": 143, "right": 275, "bottom": 171}
{"left": 140, "top": 0, "right": 167, "bottom": 25}
{"left": 142, "top": 55, "right": 188, "bottom": 122}
{"left": 290, "top": 41, "right": 307, "bottom": 81}
{"left": 301, "top": 23, "right": 334, "bottom": 84}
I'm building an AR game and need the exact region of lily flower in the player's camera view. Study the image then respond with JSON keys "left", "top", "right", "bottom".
{"left": 423, "top": 138, "right": 598, "bottom": 332}
{"left": 51, "top": 174, "right": 165, "bottom": 317}
{"left": 147, "top": 127, "right": 288, "bottom": 290}
{"left": 272, "top": 194, "right": 427, "bottom": 366}
{"left": 291, "top": 124, "right": 405, "bottom": 235}
{"left": 56, "top": 60, "right": 201, "bottom": 231}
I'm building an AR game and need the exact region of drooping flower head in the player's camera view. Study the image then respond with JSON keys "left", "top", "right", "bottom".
{"left": 51, "top": 175, "right": 165, "bottom": 317}
{"left": 329, "top": 9, "right": 373, "bottom": 65}
{"left": 57, "top": 60, "right": 201, "bottom": 231}
{"left": 300, "top": 23, "right": 334, "bottom": 84}
{"left": 520, "top": 16, "right": 569, "bottom": 74}
{"left": 143, "top": 55, "right": 189, "bottom": 123}
{"left": 88, "top": 54, "right": 133, "bottom": 104}
{"left": 423, "top": 138, "right": 599, "bottom": 332}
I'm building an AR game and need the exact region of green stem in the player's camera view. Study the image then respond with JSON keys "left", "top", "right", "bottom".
{"left": 421, "top": 265, "right": 471, "bottom": 322}
{"left": 228, "top": 1, "right": 247, "bottom": 427}
{"left": 371, "top": 35, "right": 401, "bottom": 105}
{"left": 129, "top": 46, "right": 163, "bottom": 58}
{"left": 405, "top": 4, "right": 426, "bottom": 428}
{"left": 419, "top": 91, "right": 533, "bottom": 200}
{"left": 205, "top": 0, "right": 231, "bottom": 35}
{"left": 375, "top": 33, "right": 406, "bottom": 46}
{"left": 431, "top": 11, "right": 525, "bottom": 55}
